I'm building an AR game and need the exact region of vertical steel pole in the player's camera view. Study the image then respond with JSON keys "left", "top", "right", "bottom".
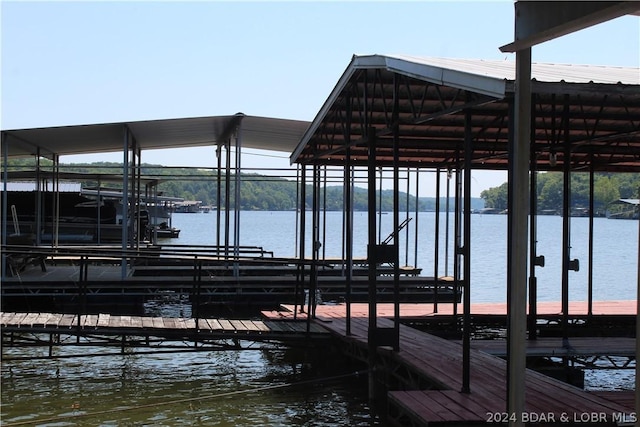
{"left": 378, "top": 167, "right": 383, "bottom": 243}
{"left": 453, "top": 163, "right": 461, "bottom": 318}
{"left": 561, "top": 94, "right": 571, "bottom": 347}
{"left": 295, "top": 164, "right": 301, "bottom": 257}
{"left": 224, "top": 140, "right": 231, "bottom": 261}
{"left": 233, "top": 125, "right": 242, "bottom": 276}
{"left": 405, "top": 168, "right": 410, "bottom": 266}
{"left": 462, "top": 109, "right": 472, "bottom": 394}
{"left": 322, "top": 165, "right": 327, "bottom": 262}
{"left": 297, "top": 165, "right": 307, "bottom": 316}
{"left": 528, "top": 101, "right": 538, "bottom": 341}
{"left": 1, "top": 133, "right": 8, "bottom": 278}
{"left": 434, "top": 168, "right": 441, "bottom": 313}
{"left": 445, "top": 169, "right": 451, "bottom": 276}
{"left": 121, "top": 126, "right": 130, "bottom": 279}
{"left": 414, "top": 169, "right": 420, "bottom": 270}
{"left": 367, "top": 127, "right": 378, "bottom": 403}
{"left": 393, "top": 75, "right": 401, "bottom": 350}
{"left": 588, "top": 163, "right": 595, "bottom": 317}
{"left": 345, "top": 152, "right": 353, "bottom": 336}
{"left": 635, "top": 187, "right": 640, "bottom": 420}
{"left": 35, "top": 151, "right": 42, "bottom": 246}
{"left": 216, "top": 145, "right": 222, "bottom": 250}
{"left": 508, "top": 47, "right": 531, "bottom": 427}
{"left": 344, "top": 88, "right": 353, "bottom": 334}
{"left": 309, "top": 163, "right": 320, "bottom": 319}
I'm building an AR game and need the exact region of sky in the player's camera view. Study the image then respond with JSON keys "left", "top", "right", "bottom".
{"left": 2, "top": 1, "right": 639, "bottom": 197}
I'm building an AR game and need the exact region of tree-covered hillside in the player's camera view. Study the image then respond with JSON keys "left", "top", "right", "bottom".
{"left": 4, "top": 160, "right": 484, "bottom": 211}
{"left": 480, "top": 172, "right": 640, "bottom": 215}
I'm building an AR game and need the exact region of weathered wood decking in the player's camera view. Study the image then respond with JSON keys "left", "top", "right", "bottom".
{"left": 0, "top": 311, "right": 328, "bottom": 343}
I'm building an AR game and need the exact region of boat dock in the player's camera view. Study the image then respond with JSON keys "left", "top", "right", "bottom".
{"left": 1, "top": 247, "right": 461, "bottom": 312}
{"left": 1, "top": 311, "right": 329, "bottom": 359}
{"left": 263, "top": 302, "right": 635, "bottom": 426}
{"left": 3, "top": 301, "right": 633, "bottom": 425}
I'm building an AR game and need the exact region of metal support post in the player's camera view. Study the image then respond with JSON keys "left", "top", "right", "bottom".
{"left": 233, "top": 127, "right": 242, "bottom": 277}
{"left": 367, "top": 127, "right": 378, "bottom": 403}
{"left": 462, "top": 109, "right": 472, "bottom": 393}
{"left": 507, "top": 47, "right": 531, "bottom": 427}
{"left": 345, "top": 150, "right": 353, "bottom": 335}
{"left": 297, "top": 165, "right": 307, "bottom": 316}
{"left": 588, "top": 163, "right": 595, "bottom": 317}
{"left": 561, "top": 94, "right": 572, "bottom": 348}
{"left": 434, "top": 168, "right": 441, "bottom": 313}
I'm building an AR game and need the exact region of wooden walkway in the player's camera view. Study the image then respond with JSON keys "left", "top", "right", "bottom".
{"left": 264, "top": 303, "right": 635, "bottom": 426}
{"left": 0, "top": 311, "right": 328, "bottom": 346}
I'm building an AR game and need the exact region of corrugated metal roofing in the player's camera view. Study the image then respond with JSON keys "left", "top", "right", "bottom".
{"left": 387, "top": 55, "right": 640, "bottom": 85}
{"left": 291, "top": 54, "right": 640, "bottom": 172}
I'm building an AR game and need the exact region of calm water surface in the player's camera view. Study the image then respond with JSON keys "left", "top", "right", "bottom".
{"left": 2, "top": 211, "right": 638, "bottom": 425}
{"left": 170, "top": 211, "right": 639, "bottom": 303}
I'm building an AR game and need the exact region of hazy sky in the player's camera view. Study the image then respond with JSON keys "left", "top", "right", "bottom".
{"left": 2, "top": 1, "right": 638, "bottom": 196}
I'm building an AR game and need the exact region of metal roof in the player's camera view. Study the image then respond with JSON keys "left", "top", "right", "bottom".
{"left": 291, "top": 55, "right": 640, "bottom": 172}
{"left": 1, "top": 114, "right": 310, "bottom": 159}
{"left": 387, "top": 55, "right": 640, "bottom": 85}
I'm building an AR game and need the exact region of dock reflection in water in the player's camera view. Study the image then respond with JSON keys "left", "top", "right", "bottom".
{"left": 1, "top": 347, "right": 374, "bottom": 426}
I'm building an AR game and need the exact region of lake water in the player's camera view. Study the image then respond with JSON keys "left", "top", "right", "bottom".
{"left": 168, "top": 210, "right": 639, "bottom": 303}
{"left": 2, "top": 211, "right": 638, "bottom": 425}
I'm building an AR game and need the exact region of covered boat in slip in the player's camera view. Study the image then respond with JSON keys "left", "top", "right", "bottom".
{"left": 2, "top": 179, "right": 181, "bottom": 244}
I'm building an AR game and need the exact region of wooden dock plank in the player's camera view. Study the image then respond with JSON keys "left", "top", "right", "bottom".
{"left": 108, "top": 315, "right": 121, "bottom": 328}
{"left": 34, "top": 313, "right": 55, "bottom": 328}
{"left": 151, "top": 317, "right": 164, "bottom": 329}
{"left": 32, "top": 313, "right": 51, "bottom": 327}
{"left": 21, "top": 313, "right": 40, "bottom": 327}
{"left": 205, "top": 318, "right": 223, "bottom": 331}
{"left": 6, "top": 313, "right": 27, "bottom": 326}
{"left": 141, "top": 317, "right": 154, "bottom": 329}
{"left": 119, "top": 316, "right": 132, "bottom": 328}
{"left": 262, "top": 320, "right": 285, "bottom": 332}
{"left": 58, "top": 314, "right": 76, "bottom": 327}
{"left": 181, "top": 318, "right": 196, "bottom": 329}
{"left": 1, "top": 312, "right": 16, "bottom": 326}
{"left": 229, "top": 319, "right": 247, "bottom": 332}
{"left": 252, "top": 320, "right": 271, "bottom": 332}
{"left": 97, "top": 313, "right": 111, "bottom": 327}
{"left": 47, "top": 313, "right": 63, "bottom": 327}
{"left": 162, "top": 317, "right": 177, "bottom": 329}
{"left": 240, "top": 320, "right": 261, "bottom": 332}
{"left": 217, "top": 319, "right": 234, "bottom": 332}
{"left": 130, "top": 316, "right": 143, "bottom": 329}
{"left": 83, "top": 314, "right": 99, "bottom": 328}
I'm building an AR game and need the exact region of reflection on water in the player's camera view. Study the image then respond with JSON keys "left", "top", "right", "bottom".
{"left": 1, "top": 346, "right": 374, "bottom": 426}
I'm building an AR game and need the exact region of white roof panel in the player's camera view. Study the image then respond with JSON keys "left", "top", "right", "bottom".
{"left": 1, "top": 114, "right": 310, "bottom": 159}
{"left": 387, "top": 55, "right": 640, "bottom": 85}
